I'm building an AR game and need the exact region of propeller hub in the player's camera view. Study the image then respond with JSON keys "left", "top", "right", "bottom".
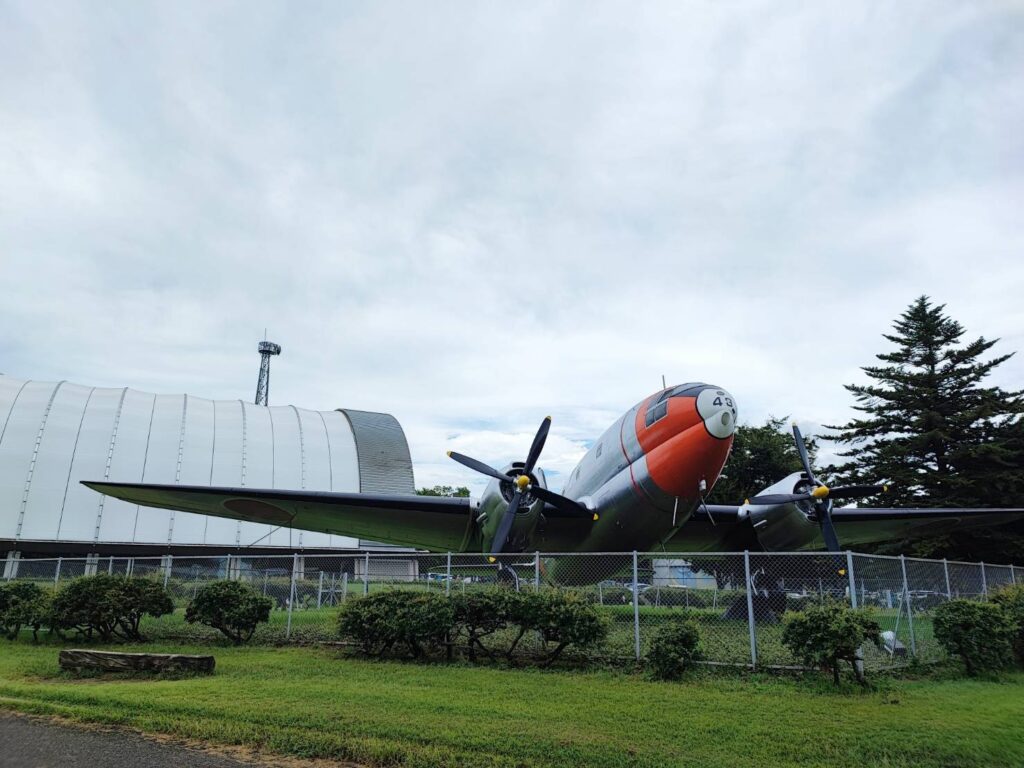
{"left": 811, "top": 485, "right": 830, "bottom": 500}
{"left": 515, "top": 474, "right": 530, "bottom": 491}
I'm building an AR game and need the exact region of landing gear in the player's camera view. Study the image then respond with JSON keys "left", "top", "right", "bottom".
{"left": 495, "top": 562, "right": 520, "bottom": 589}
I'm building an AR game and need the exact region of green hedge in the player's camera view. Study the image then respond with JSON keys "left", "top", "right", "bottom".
{"left": 647, "top": 618, "right": 702, "bottom": 680}
{"left": 185, "top": 580, "right": 273, "bottom": 645}
{"left": 50, "top": 575, "right": 173, "bottom": 642}
{"left": 0, "top": 582, "right": 51, "bottom": 642}
{"left": 338, "top": 588, "right": 608, "bottom": 666}
{"left": 933, "top": 599, "right": 1015, "bottom": 675}
{"left": 990, "top": 584, "right": 1024, "bottom": 666}
{"left": 781, "top": 599, "right": 880, "bottom": 685}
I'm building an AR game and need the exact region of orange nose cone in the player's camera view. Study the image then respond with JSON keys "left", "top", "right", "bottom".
{"left": 636, "top": 393, "right": 734, "bottom": 498}
{"left": 645, "top": 423, "right": 734, "bottom": 497}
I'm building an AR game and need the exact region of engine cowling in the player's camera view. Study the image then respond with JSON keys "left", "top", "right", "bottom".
{"left": 739, "top": 472, "right": 821, "bottom": 550}
{"left": 476, "top": 463, "right": 548, "bottom": 552}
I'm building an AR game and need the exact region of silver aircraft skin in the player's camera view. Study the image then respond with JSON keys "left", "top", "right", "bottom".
{"left": 86, "top": 381, "right": 1024, "bottom": 584}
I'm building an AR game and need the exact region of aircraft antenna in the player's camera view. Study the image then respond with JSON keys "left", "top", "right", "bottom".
{"left": 661, "top": 374, "right": 667, "bottom": 389}
{"left": 255, "top": 338, "right": 282, "bottom": 406}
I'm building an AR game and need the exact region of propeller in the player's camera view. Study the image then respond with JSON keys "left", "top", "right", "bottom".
{"left": 448, "top": 416, "right": 596, "bottom": 555}
{"left": 745, "top": 425, "right": 889, "bottom": 551}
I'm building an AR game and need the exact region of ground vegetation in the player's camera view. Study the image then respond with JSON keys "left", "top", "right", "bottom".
{"left": 184, "top": 580, "right": 273, "bottom": 645}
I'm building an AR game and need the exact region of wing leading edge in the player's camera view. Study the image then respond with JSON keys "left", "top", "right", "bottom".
{"left": 668, "top": 504, "right": 1024, "bottom": 552}
{"left": 82, "top": 482, "right": 476, "bottom": 552}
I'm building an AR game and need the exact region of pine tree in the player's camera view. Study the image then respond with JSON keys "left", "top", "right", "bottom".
{"left": 827, "top": 296, "right": 1024, "bottom": 560}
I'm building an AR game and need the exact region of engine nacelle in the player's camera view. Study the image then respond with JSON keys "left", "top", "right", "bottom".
{"left": 738, "top": 472, "right": 820, "bottom": 551}
{"left": 476, "top": 463, "right": 548, "bottom": 552}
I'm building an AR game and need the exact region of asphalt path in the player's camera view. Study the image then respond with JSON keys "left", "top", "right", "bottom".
{"left": 0, "top": 713, "right": 264, "bottom": 767}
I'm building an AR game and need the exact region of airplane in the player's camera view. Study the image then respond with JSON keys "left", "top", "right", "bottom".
{"left": 84, "top": 382, "right": 1024, "bottom": 584}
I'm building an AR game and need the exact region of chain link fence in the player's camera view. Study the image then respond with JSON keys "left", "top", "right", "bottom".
{"left": 4, "top": 550, "right": 1019, "bottom": 670}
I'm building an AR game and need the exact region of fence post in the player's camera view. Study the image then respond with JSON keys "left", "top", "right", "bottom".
{"left": 980, "top": 562, "right": 988, "bottom": 597}
{"left": 534, "top": 552, "right": 540, "bottom": 590}
{"left": 744, "top": 550, "right": 757, "bottom": 669}
{"left": 317, "top": 570, "right": 324, "bottom": 608}
{"left": 899, "top": 555, "right": 916, "bottom": 657}
{"left": 54, "top": 557, "right": 62, "bottom": 586}
{"left": 364, "top": 552, "right": 370, "bottom": 596}
{"left": 445, "top": 552, "right": 452, "bottom": 596}
{"left": 846, "top": 551, "right": 857, "bottom": 608}
{"left": 632, "top": 551, "right": 641, "bottom": 662}
{"left": 1012, "top": 566, "right": 1017, "bottom": 586}
{"left": 286, "top": 553, "right": 298, "bottom": 640}
{"left": 163, "top": 555, "right": 172, "bottom": 589}
{"left": 943, "top": 558, "right": 952, "bottom": 599}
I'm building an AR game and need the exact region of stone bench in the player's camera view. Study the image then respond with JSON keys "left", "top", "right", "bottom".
{"left": 59, "top": 649, "right": 215, "bottom": 674}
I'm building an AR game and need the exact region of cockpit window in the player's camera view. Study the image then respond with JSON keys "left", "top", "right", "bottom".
{"left": 645, "top": 398, "right": 668, "bottom": 427}
{"left": 644, "top": 383, "right": 708, "bottom": 427}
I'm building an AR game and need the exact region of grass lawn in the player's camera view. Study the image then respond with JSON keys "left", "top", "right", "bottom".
{"left": 0, "top": 641, "right": 1022, "bottom": 767}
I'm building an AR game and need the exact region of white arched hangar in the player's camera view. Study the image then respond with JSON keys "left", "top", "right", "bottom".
{"left": 0, "top": 375, "right": 415, "bottom": 557}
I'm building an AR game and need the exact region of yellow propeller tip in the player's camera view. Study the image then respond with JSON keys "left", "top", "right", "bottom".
{"left": 883, "top": 484, "right": 890, "bottom": 492}
{"left": 487, "top": 556, "right": 496, "bottom": 563}
{"left": 744, "top": 499, "right": 750, "bottom": 505}
{"left": 592, "top": 513, "right": 599, "bottom": 521}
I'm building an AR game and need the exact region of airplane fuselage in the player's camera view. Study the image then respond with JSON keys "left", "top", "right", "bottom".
{"left": 474, "top": 383, "right": 738, "bottom": 562}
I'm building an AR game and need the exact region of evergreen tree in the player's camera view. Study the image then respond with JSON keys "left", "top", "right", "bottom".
{"left": 827, "top": 296, "right": 1024, "bottom": 560}
{"left": 708, "top": 417, "right": 817, "bottom": 504}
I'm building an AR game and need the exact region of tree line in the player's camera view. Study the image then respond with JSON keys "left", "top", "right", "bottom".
{"left": 710, "top": 295, "right": 1024, "bottom": 562}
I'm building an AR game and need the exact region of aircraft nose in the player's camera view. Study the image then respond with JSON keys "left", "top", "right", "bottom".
{"left": 695, "top": 386, "right": 737, "bottom": 439}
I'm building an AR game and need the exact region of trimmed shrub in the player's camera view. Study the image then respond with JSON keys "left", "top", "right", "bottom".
{"left": 50, "top": 575, "right": 173, "bottom": 642}
{"left": 781, "top": 599, "right": 880, "bottom": 685}
{"left": 647, "top": 619, "right": 702, "bottom": 680}
{"left": 510, "top": 590, "right": 608, "bottom": 666}
{"left": 0, "top": 582, "right": 51, "bottom": 642}
{"left": 185, "top": 580, "right": 273, "bottom": 645}
{"left": 933, "top": 599, "right": 1015, "bottom": 675}
{"left": 450, "top": 589, "right": 515, "bottom": 661}
{"left": 338, "top": 590, "right": 456, "bottom": 658}
{"left": 990, "top": 584, "right": 1024, "bottom": 666}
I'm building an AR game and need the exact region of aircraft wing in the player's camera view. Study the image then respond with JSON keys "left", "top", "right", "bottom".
{"left": 665, "top": 504, "right": 1024, "bottom": 552}
{"left": 825, "top": 507, "right": 1024, "bottom": 548}
{"left": 82, "top": 481, "right": 476, "bottom": 552}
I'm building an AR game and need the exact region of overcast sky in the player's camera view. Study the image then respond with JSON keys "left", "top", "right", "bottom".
{"left": 2, "top": 1, "right": 1022, "bottom": 496}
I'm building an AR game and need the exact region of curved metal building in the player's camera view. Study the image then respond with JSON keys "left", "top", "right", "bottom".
{"left": 0, "top": 375, "right": 415, "bottom": 554}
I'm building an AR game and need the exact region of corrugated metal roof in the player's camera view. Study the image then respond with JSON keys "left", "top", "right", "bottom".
{"left": 0, "top": 375, "right": 414, "bottom": 549}
{"left": 337, "top": 409, "right": 415, "bottom": 495}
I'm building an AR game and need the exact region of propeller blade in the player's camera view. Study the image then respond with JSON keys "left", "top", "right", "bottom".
{"left": 818, "top": 504, "right": 841, "bottom": 551}
{"left": 490, "top": 490, "right": 523, "bottom": 555}
{"left": 530, "top": 486, "right": 595, "bottom": 519}
{"left": 447, "top": 451, "right": 513, "bottom": 483}
{"left": 523, "top": 416, "right": 552, "bottom": 475}
{"left": 746, "top": 493, "right": 813, "bottom": 506}
{"left": 791, "top": 425, "right": 817, "bottom": 486}
{"left": 829, "top": 484, "right": 889, "bottom": 500}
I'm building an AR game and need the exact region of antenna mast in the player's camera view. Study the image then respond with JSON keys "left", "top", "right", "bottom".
{"left": 255, "top": 339, "right": 282, "bottom": 405}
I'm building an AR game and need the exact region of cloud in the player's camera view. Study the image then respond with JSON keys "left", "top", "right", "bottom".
{"left": 1, "top": 0, "right": 1021, "bottom": 495}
